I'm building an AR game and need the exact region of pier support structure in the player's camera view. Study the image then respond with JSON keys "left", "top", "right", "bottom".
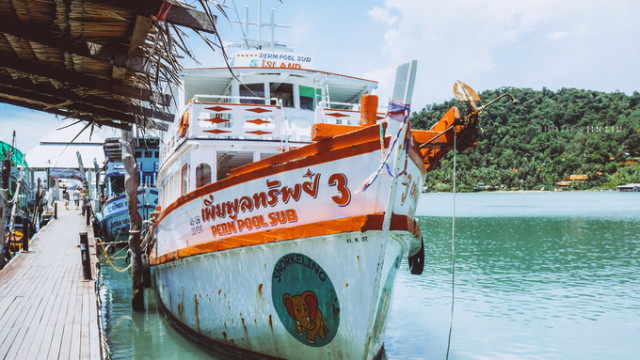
{"left": 122, "top": 130, "right": 144, "bottom": 311}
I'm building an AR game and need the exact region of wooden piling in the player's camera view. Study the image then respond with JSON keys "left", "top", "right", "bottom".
{"left": 121, "top": 131, "right": 144, "bottom": 311}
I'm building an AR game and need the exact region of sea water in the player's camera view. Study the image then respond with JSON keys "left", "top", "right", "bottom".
{"left": 99, "top": 192, "right": 640, "bottom": 359}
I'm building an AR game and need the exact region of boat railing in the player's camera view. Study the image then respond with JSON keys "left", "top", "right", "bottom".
{"left": 160, "top": 95, "right": 289, "bottom": 164}
{"left": 185, "top": 95, "right": 286, "bottom": 142}
{"left": 314, "top": 100, "right": 387, "bottom": 125}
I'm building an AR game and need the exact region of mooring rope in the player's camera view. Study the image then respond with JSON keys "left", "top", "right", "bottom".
{"left": 446, "top": 130, "right": 457, "bottom": 359}
{"left": 96, "top": 236, "right": 132, "bottom": 273}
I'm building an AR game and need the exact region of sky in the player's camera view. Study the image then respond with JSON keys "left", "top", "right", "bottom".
{"left": 2, "top": 0, "right": 639, "bottom": 152}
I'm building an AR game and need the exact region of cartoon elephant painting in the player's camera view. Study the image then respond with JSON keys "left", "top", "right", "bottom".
{"left": 283, "top": 291, "right": 329, "bottom": 344}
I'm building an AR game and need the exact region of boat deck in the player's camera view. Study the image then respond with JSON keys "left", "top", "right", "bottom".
{"left": 0, "top": 202, "right": 102, "bottom": 359}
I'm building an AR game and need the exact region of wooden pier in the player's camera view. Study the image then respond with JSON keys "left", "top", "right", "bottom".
{"left": 0, "top": 203, "right": 102, "bottom": 359}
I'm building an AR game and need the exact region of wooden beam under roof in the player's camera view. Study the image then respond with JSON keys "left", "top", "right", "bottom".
{"left": 0, "top": 20, "right": 152, "bottom": 75}
{"left": 0, "top": 95, "right": 133, "bottom": 130}
{"left": 0, "top": 55, "right": 171, "bottom": 105}
{"left": 95, "top": 0, "right": 218, "bottom": 34}
{"left": 0, "top": 73, "right": 174, "bottom": 122}
{"left": 0, "top": 83, "right": 148, "bottom": 124}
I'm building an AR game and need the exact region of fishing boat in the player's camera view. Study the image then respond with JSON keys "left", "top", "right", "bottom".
{"left": 97, "top": 137, "right": 159, "bottom": 243}
{"left": 148, "top": 8, "right": 497, "bottom": 360}
{"left": 0, "top": 140, "right": 33, "bottom": 255}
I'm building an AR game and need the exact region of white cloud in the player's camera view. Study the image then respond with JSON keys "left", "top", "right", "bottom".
{"left": 548, "top": 31, "right": 568, "bottom": 41}
{"left": 368, "top": 6, "right": 398, "bottom": 26}
{"left": 366, "top": 0, "right": 640, "bottom": 110}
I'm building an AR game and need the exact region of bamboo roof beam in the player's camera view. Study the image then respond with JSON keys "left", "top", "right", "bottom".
{"left": 0, "top": 55, "right": 171, "bottom": 105}
{"left": 0, "top": 73, "right": 173, "bottom": 122}
{"left": 0, "top": 95, "right": 132, "bottom": 130}
{"left": 0, "top": 20, "right": 152, "bottom": 75}
{"left": 96, "top": 0, "right": 218, "bottom": 34}
{"left": 0, "top": 83, "right": 149, "bottom": 124}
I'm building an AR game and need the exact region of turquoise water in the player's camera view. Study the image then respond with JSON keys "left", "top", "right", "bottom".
{"left": 99, "top": 192, "right": 640, "bottom": 359}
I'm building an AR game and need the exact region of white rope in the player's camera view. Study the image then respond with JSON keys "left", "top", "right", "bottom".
{"left": 446, "top": 131, "right": 457, "bottom": 359}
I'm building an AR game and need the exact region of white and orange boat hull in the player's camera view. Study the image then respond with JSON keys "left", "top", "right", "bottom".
{"left": 151, "top": 130, "right": 425, "bottom": 359}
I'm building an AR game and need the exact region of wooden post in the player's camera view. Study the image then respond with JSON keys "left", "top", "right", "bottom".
{"left": 79, "top": 232, "right": 92, "bottom": 280}
{"left": 121, "top": 130, "right": 144, "bottom": 311}
{"left": 21, "top": 220, "right": 29, "bottom": 252}
{"left": 93, "top": 158, "right": 101, "bottom": 208}
{"left": 32, "top": 178, "right": 42, "bottom": 227}
{"left": 76, "top": 151, "right": 88, "bottom": 190}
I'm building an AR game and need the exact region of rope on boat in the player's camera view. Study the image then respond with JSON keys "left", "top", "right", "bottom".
{"left": 96, "top": 236, "right": 132, "bottom": 273}
{"left": 357, "top": 102, "right": 411, "bottom": 193}
{"left": 446, "top": 130, "right": 457, "bottom": 359}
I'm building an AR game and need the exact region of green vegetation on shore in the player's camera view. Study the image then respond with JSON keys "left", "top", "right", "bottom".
{"left": 412, "top": 87, "right": 640, "bottom": 191}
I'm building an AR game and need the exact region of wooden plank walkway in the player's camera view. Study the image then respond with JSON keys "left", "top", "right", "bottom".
{"left": 0, "top": 202, "right": 102, "bottom": 360}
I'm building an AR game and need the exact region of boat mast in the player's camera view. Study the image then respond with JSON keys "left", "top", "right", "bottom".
{"left": 231, "top": 0, "right": 290, "bottom": 51}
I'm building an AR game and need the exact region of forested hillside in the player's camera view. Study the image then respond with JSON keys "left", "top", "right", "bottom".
{"left": 412, "top": 88, "right": 640, "bottom": 191}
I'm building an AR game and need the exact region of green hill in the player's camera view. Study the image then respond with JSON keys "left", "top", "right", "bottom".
{"left": 412, "top": 87, "right": 640, "bottom": 191}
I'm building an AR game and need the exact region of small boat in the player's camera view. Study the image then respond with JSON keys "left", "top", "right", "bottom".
{"left": 97, "top": 138, "right": 159, "bottom": 243}
{"left": 148, "top": 8, "right": 495, "bottom": 360}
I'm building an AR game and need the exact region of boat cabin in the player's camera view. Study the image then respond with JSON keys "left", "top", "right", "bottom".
{"left": 158, "top": 63, "right": 384, "bottom": 209}
{"left": 101, "top": 138, "right": 160, "bottom": 200}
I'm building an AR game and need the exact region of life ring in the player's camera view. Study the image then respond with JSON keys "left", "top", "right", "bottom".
{"left": 178, "top": 111, "right": 189, "bottom": 137}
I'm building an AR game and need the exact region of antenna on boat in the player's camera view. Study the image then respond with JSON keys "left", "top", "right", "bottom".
{"left": 230, "top": 0, "right": 290, "bottom": 51}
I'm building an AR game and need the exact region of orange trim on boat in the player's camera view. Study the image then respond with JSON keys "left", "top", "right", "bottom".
{"left": 155, "top": 137, "right": 390, "bottom": 224}
{"left": 150, "top": 213, "right": 420, "bottom": 266}
{"left": 229, "top": 123, "right": 387, "bottom": 177}
{"left": 311, "top": 123, "right": 373, "bottom": 141}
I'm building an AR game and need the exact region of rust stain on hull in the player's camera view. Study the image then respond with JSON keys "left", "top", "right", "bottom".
{"left": 194, "top": 294, "right": 200, "bottom": 331}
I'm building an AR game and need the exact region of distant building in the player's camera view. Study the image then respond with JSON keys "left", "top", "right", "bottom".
{"left": 617, "top": 184, "right": 640, "bottom": 192}
{"left": 568, "top": 174, "right": 589, "bottom": 181}
{"left": 26, "top": 120, "right": 105, "bottom": 190}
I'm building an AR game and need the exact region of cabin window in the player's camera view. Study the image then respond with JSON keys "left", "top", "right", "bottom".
{"left": 180, "top": 164, "right": 189, "bottom": 196}
{"left": 145, "top": 150, "right": 153, "bottom": 158}
{"left": 196, "top": 163, "right": 212, "bottom": 188}
{"left": 299, "top": 85, "right": 320, "bottom": 110}
{"left": 110, "top": 176, "right": 125, "bottom": 196}
{"left": 270, "top": 83, "right": 293, "bottom": 107}
{"left": 260, "top": 153, "right": 278, "bottom": 160}
{"left": 135, "top": 150, "right": 142, "bottom": 158}
{"left": 217, "top": 151, "right": 253, "bottom": 180}
{"left": 239, "top": 83, "right": 265, "bottom": 104}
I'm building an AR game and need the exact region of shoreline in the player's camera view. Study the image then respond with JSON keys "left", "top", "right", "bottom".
{"left": 423, "top": 189, "right": 628, "bottom": 194}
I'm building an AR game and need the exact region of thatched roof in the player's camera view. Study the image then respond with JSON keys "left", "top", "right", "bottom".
{"left": 0, "top": 0, "right": 223, "bottom": 131}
